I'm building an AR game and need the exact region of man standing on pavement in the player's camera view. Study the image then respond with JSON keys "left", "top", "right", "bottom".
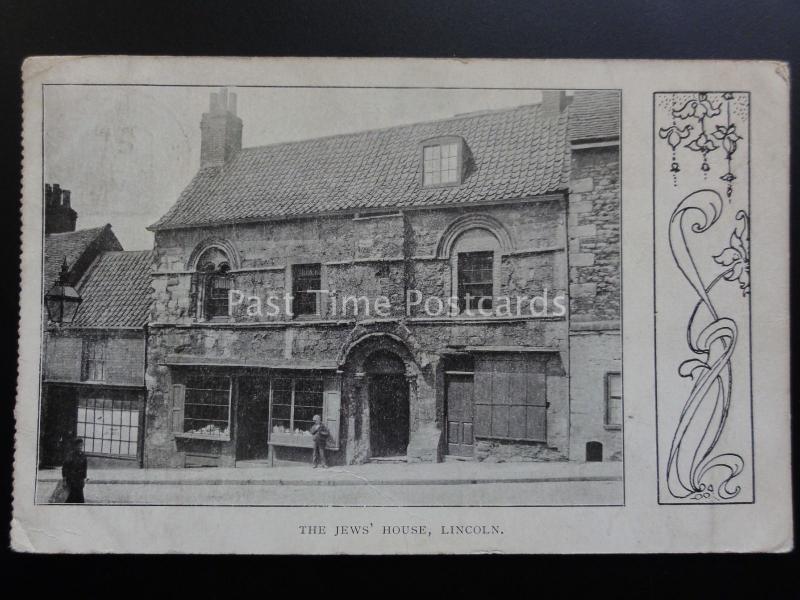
{"left": 310, "top": 414, "right": 329, "bottom": 468}
{"left": 62, "top": 437, "right": 88, "bottom": 503}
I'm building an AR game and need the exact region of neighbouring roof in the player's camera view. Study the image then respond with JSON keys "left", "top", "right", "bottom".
{"left": 70, "top": 250, "right": 155, "bottom": 329}
{"left": 151, "top": 90, "right": 619, "bottom": 231}
{"left": 43, "top": 224, "right": 121, "bottom": 289}
{"left": 568, "top": 90, "right": 621, "bottom": 143}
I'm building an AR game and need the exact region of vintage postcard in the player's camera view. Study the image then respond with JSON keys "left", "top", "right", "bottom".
{"left": 12, "top": 57, "right": 791, "bottom": 553}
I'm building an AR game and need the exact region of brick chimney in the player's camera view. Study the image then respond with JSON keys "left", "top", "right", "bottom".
{"left": 540, "top": 90, "right": 571, "bottom": 118}
{"left": 44, "top": 183, "right": 78, "bottom": 234}
{"left": 200, "top": 88, "right": 243, "bottom": 169}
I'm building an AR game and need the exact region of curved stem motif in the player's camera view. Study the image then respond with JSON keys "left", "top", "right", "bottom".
{"left": 666, "top": 189, "right": 745, "bottom": 500}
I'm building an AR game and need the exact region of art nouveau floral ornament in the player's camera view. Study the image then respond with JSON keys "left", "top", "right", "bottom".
{"left": 713, "top": 210, "right": 750, "bottom": 296}
{"left": 659, "top": 92, "right": 744, "bottom": 197}
{"left": 666, "top": 189, "right": 746, "bottom": 501}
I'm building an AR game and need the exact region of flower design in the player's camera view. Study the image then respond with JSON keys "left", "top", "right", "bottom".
{"left": 659, "top": 124, "right": 693, "bottom": 150}
{"left": 713, "top": 211, "right": 750, "bottom": 295}
{"left": 712, "top": 124, "right": 742, "bottom": 158}
{"left": 672, "top": 94, "right": 722, "bottom": 120}
{"left": 686, "top": 132, "right": 718, "bottom": 154}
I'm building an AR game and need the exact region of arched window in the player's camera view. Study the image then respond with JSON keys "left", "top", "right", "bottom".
{"left": 194, "top": 247, "right": 233, "bottom": 319}
{"left": 450, "top": 228, "right": 501, "bottom": 314}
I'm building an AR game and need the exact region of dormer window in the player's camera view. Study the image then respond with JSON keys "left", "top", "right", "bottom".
{"left": 422, "top": 137, "right": 465, "bottom": 187}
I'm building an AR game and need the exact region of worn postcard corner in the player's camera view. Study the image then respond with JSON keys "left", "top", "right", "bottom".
{"left": 12, "top": 57, "right": 792, "bottom": 554}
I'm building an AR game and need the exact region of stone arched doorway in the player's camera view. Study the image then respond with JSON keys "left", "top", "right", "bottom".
{"left": 365, "top": 350, "right": 410, "bottom": 458}
{"left": 339, "top": 332, "right": 422, "bottom": 463}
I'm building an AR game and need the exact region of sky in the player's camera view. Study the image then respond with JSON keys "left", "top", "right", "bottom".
{"left": 44, "top": 86, "right": 544, "bottom": 250}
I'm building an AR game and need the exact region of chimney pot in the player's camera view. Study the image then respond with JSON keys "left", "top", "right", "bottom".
{"left": 200, "top": 88, "right": 243, "bottom": 169}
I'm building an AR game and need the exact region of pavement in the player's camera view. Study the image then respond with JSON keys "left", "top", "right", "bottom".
{"left": 36, "top": 460, "right": 623, "bottom": 505}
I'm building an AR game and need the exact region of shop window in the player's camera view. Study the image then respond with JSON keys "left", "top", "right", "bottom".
{"left": 268, "top": 375, "right": 341, "bottom": 450}
{"left": 291, "top": 263, "right": 322, "bottom": 316}
{"left": 82, "top": 338, "right": 106, "bottom": 382}
{"left": 172, "top": 375, "right": 232, "bottom": 439}
{"left": 473, "top": 355, "right": 547, "bottom": 442}
{"left": 271, "top": 377, "right": 324, "bottom": 434}
{"left": 77, "top": 395, "right": 139, "bottom": 457}
{"left": 605, "top": 372, "right": 622, "bottom": 428}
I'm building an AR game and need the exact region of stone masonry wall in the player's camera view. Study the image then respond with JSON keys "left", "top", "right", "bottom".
{"left": 568, "top": 332, "right": 622, "bottom": 461}
{"left": 568, "top": 146, "right": 620, "bottom": 326}
{"left": 146, "top": 201, "right": 572, "bottom": 466}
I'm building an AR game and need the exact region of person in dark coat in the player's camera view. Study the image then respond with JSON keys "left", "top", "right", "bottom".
{"left": 62, "top": 437, "right": 88, "bottom": 503}
{"left": 310, "top": 414, "right": 329, "bottom": 468}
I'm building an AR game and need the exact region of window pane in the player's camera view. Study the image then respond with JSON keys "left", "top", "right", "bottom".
{"left": 83, "top": 339, "right": 107, "bottom": 381}
{"left": 608, "top": 373, "right": 622, "bottom": 397}
{"left": 608, "top": 396, "right": 622, "bottom": 426}
{"left": 292, "top": 264, "right": 321, "bottom": 315}
{"left": 423, "top": 142, "right": 461, "bottom": 186}
{"left": 76, "top": 395, "right": 140, "bottom": 457}
{"left": 458, "top": 251, "right": 494, "bottom": 312}
{"left": 184, "top": 376, "right": 231, "bottom": 436}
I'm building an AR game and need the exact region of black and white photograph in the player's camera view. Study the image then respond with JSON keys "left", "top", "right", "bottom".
{"left": 11, "top": 57, "right": 791, "bottom": 555}
{"left": 36, "top": 84, "right": 622, "bottom": 506}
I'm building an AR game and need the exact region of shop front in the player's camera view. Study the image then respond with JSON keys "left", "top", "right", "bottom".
{"left": 166, "top": 364, "right": 342, "bottom": 467}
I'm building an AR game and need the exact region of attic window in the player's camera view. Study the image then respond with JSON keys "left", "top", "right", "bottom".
{"left": 422, "top": 137, "right": 464, "bottom": 187}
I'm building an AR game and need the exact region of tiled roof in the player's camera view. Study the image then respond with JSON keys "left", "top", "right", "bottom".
{"left": 70, "top": 250, "right": 155, "bottom": 329}
{"left": 150, "top": 101, "right": 576, "bottom": 230}
{"left": 568, "top": 90, "right": 620, "bottom": 142}
{"left": 43, "top": 225, "right": 118, "bottom": 288}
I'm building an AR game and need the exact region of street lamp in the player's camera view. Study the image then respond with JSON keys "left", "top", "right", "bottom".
{"left": 45, "top": 257, "right": 82, "bottom": 324}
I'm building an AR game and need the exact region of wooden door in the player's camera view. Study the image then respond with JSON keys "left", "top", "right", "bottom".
{"left": 446, "top": 374, "right": 474, "bottom": 457}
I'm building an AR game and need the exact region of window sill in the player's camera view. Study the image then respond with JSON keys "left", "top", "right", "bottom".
{"left": 84, "top": 453, "right": 138, "bottom": 460}
{"left": 175, "top": 432, "right": 231, "bottom": 442}
{"left": 604, "top": 424, "right": 622, "bottom": 431}
{"left": 268, "top": 435, "right": 339, "bottom": 451}
{"left": 201, "top": 316, "right": 233, "bottom": 323}
{"left": 422, "top": 180, "right": 462, "bottom": 189}
{"left": 291, "top": 313, "right": 324, "bottom": 321}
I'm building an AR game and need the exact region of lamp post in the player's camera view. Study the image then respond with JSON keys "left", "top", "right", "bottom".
{"left": 45, "top": 257, "right": 82, "bottom": 324}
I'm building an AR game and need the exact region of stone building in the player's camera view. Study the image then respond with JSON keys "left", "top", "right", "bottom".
{"left": 144, "top": 88, "right": 621, "bottom": 468}
{"left": 41, "top": 204, "right": 153, "bottom": 468}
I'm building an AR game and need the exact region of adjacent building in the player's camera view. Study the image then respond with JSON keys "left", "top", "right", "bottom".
{"left": 142, "top": 88, "right": 621, "bottom": 468}
{"left": 40, "top": 189, "right": 154, "bottom": 468}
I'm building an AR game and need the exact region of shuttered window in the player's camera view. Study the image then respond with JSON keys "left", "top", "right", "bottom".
{"left": 473, "top": 355, "right": 547, "bottom": 442}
